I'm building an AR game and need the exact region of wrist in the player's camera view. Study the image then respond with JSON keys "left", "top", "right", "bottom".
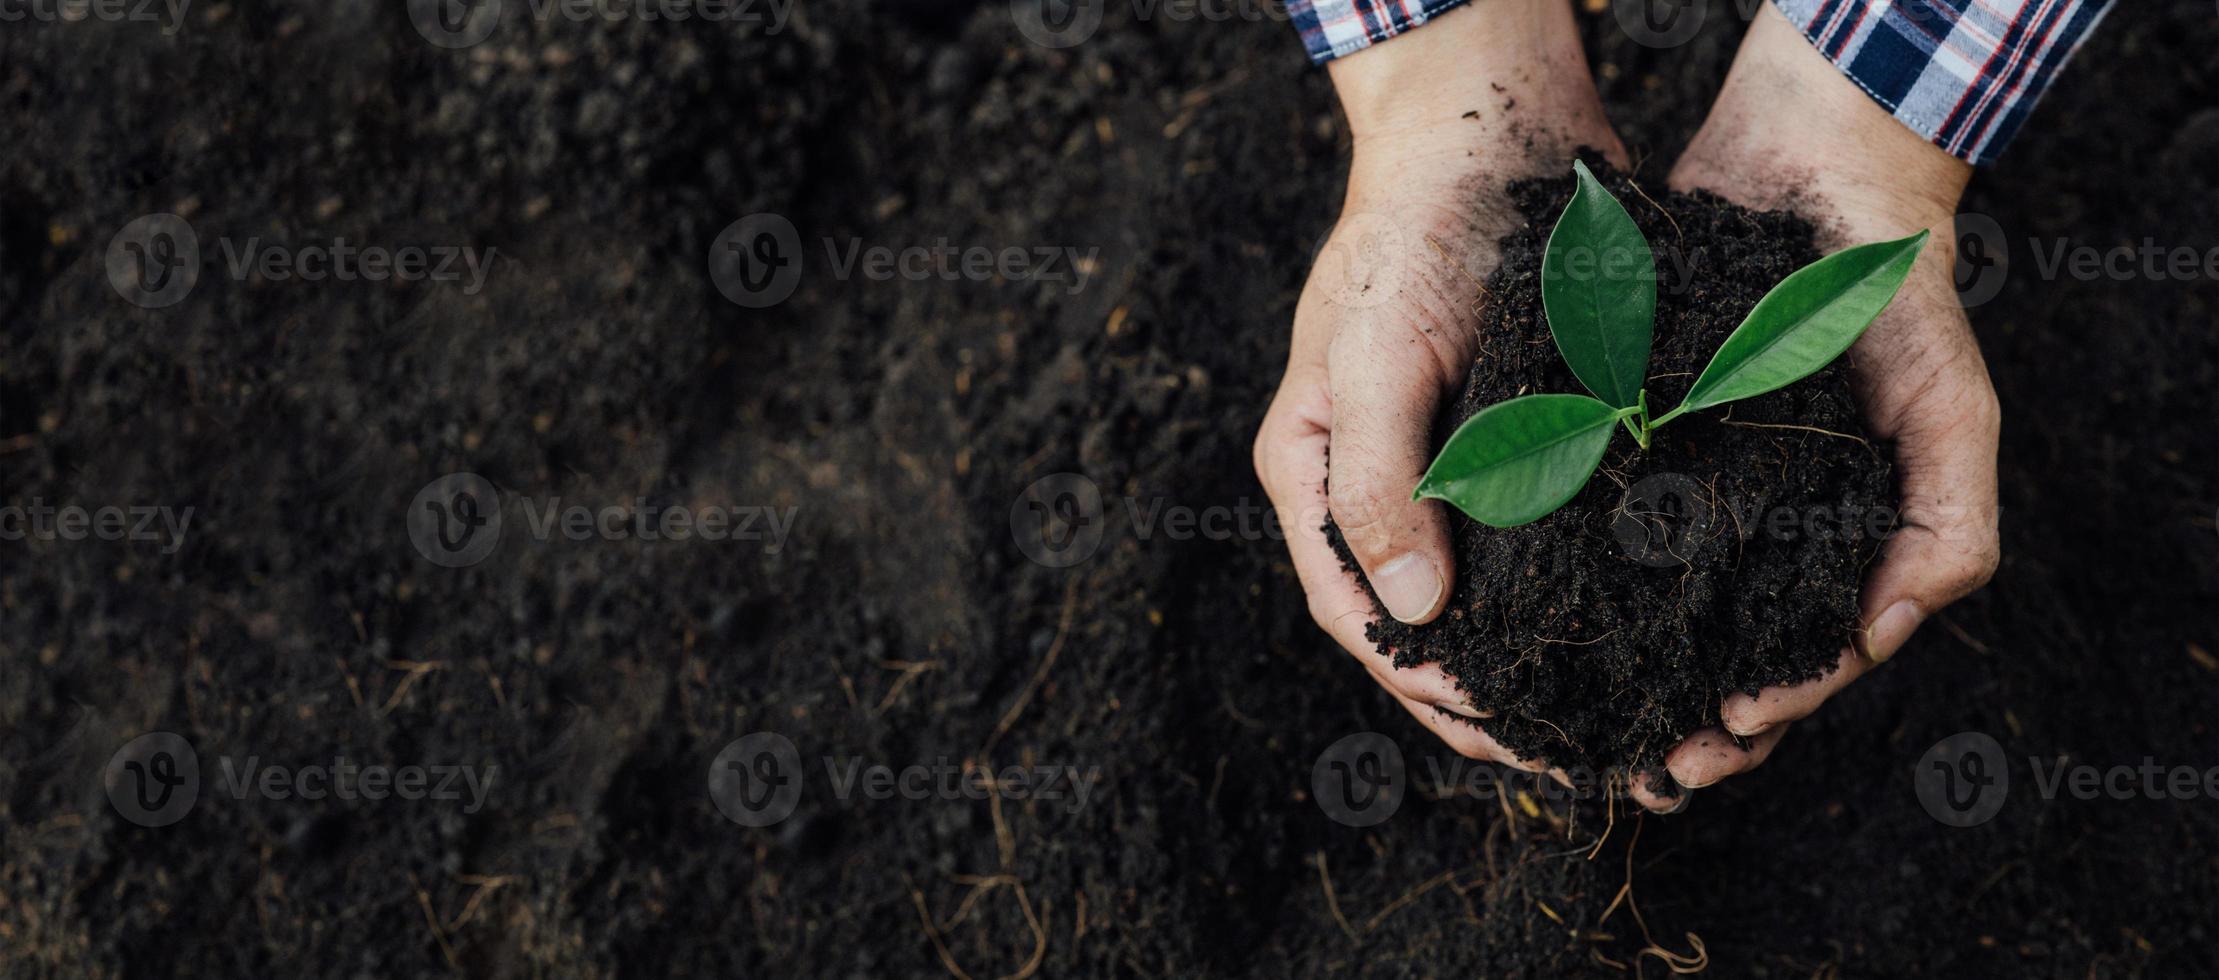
{"left": 1673, "top": 5, "right": 1968, "bottom": 238}
{"left": 1327, "top": 0, "right": 1620, "bottom": 179}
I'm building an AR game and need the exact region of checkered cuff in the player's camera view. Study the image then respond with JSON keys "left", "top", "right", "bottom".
{"left": 1774, "top": 0, "right": 2114, "bottom": 166}
{"left": 1288, "top": 0, "right": 1472, "bottom": 64}
{"left": 1289, "top": 0, "right": 2112, "bottom": 168}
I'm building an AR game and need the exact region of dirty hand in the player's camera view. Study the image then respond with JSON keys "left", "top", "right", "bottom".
{"left": 1252, "top": 2, "right": 1628, "bottom": 778}
{"left": 1639, "top": 5, "right": 2002, "bottom": 806}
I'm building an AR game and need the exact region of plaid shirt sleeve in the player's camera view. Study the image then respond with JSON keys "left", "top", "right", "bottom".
{"left": 1287, "top": 0, "right": 1473, "bottom": 63}
{"left": 1288, "top": 0, "right": 2113, "bottom": 167}
{"left": 1774, "top": 0, "right": 2114, "bottom": 166}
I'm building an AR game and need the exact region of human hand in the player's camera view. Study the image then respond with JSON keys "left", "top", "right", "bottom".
{"left": 1635, "top": 5, "right": 2002, "bottom": 809}
{"left": 1252, "top": 1, "right": 1629, "bottom": 779}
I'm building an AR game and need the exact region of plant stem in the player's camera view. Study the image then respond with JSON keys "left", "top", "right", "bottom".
{"left": 1620, "top": 390, "right": 1651, "bottom": 450}
{"left": 1647, "top": 404, "right": 1688, "bottom": 430}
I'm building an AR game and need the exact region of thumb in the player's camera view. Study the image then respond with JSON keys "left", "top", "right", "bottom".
{"left": 1325, "top": 311, "right": 1471, "bottom": 625}
{"left": 1857, "top": 338, "right": 2002, "bottom": 663}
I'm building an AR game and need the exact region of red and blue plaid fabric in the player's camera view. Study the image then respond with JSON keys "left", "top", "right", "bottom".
{"left": 1287, "top": 0, "right": 2114, "bottom": 166}
{"left": 1287, "top": 0, "right": 1467, "bottom": 63}
{"left": 1776, "top": 0, "right": 2113, "bottom": 165}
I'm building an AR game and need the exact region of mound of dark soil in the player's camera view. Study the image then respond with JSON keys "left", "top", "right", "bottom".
{"left": 1335, "top": 159, "right": 1894, "bottom": 781}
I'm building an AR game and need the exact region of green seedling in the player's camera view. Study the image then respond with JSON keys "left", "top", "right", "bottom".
{"left": 1415, "top": 160, "right": 1928, "bottom": 527}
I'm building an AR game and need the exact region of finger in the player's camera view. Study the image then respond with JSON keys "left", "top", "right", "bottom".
{"left": 1664, "top": 725, "right": 1789, "bottom": 790}
{"left": 1324, "top": 309, "right": 1471, "bottom": 625}
{"left": 1386, "top": 688, "right": 1549, "bottom": 773}
{"left": 1721, "top": 645, "right": 1867, "bottom": 736}
{"left": 1627, "top": 770, "right": 1691, "bottom": 815}
{"left": 1253, "top": 378, "right": 1484, "bottom": 716}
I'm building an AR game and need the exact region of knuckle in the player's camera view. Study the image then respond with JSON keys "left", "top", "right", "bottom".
{"left": 1953, "top": 539, "right": 2002, "bottom": 592}
{"left": 1327, "top": 473, "right": 1401, "bottom": 540}
{"left": 1959, "top": 382, "right": 2003, "bottom": 438}
{"left": 1915, "top": 528, "right": 2000, "bottom": 599}
{"left": 1327, "top": 310, "right": 1469, "bottom": 392}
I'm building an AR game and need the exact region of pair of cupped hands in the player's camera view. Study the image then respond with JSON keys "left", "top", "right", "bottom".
{"left": 1253, "top": 2, "right": 2001, "bottom": 811}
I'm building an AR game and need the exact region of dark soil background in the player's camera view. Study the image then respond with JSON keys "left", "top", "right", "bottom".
{"left": 2, "top": 1, "right": 2215, "bottom": 977}
{"left": 1339, "top": 165, "right": 1892, "bottom": 781}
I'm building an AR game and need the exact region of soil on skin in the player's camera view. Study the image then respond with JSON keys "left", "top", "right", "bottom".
{"left": 1332, "top": 160, "right": 1894, "bottom": 781}
{"left": 3, "top": 2, "right": 2216, "bottom": 978}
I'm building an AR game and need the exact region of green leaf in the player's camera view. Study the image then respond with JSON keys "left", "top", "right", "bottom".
{"left": 1674, "top": 230, "right": 1930, "bottom": 416}
{"left": 1542, "top": 160, "right": 1657, "bottom": 408}
{"left": 1414, "top": 394, "right": 1623, "bottom": 528}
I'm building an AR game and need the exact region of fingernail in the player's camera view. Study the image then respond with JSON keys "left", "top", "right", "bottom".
{"left": 1438, "top": 701, "right": 1487, "bottom": 719}
{"left": 1863, "top": 600, "right": 1926, "bottom": 664}
{"left": 1373, "top": 554, "right": 1443, "bottom": 624}
{"left": 1726, "top": 719, "right": 1771, "bottom": 738}
{"left": 1662, "top": 790, "right": 1693, "bottom": 815}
